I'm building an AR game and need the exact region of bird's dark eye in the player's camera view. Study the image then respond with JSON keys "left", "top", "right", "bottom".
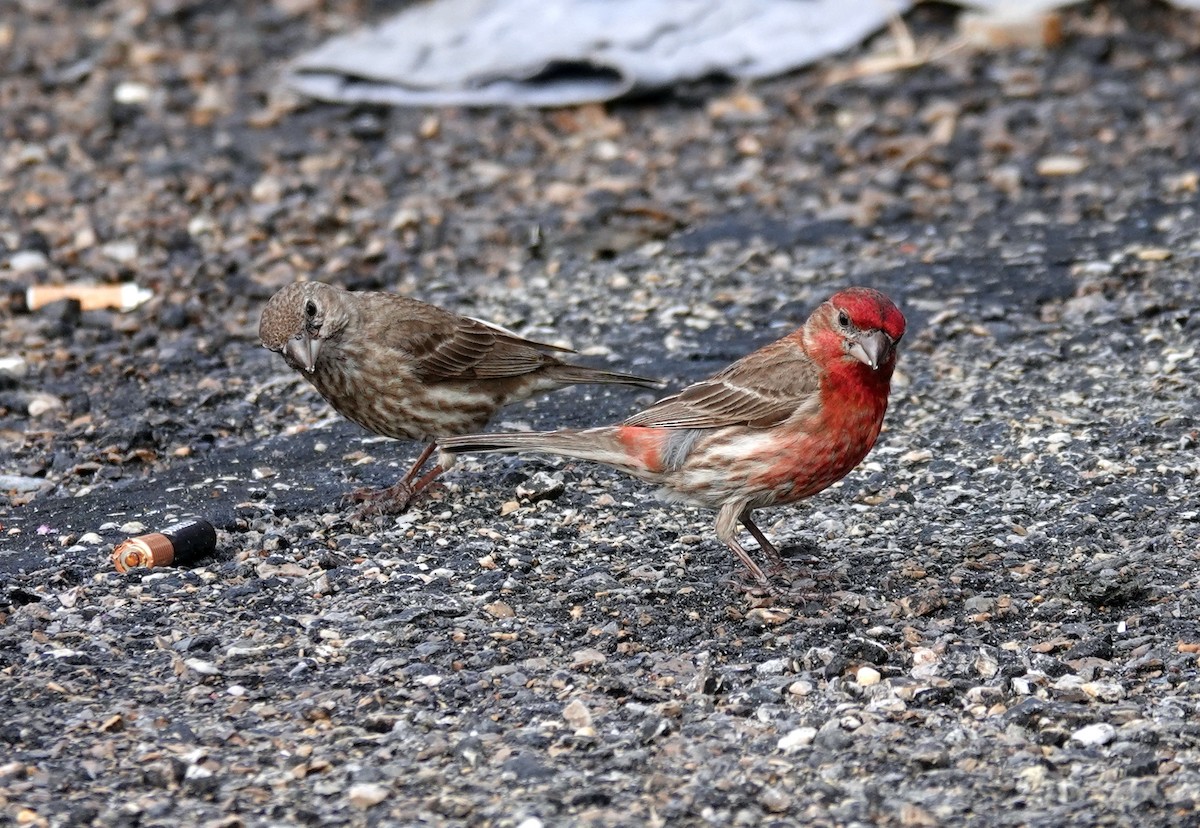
{"left": 837, "top": 310, "right": 850, "bottom": 328}
{"left": 305, "top": 300, "right": 317, "bottom": 319}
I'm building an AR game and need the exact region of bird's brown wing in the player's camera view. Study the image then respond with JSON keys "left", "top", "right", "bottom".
{"left": 376, "top": 296, "right": 572, "bottom": 381}
{"left": 624, "top": 340, "right": 820, "bottom": 429}
{"left": 463, "top": 318, "right": 582, "bottom": 379}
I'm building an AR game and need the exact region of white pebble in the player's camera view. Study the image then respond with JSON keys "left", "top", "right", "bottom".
{"left": 1071, "top": 722, "right": 1116, "bottom": 747}
{"left": 184, "top": 658, "right": 220, "bottom": 676}
{"left": 0, "top": 356, "right": 27, "bottom": 380}
{"left": 562, "top": 699, "right": 592, "bottom": 729}
{"left": 8, "top": 250, "right": 50, "bottom": 272}
{"left": 18, "top": 144, "right": 48, "bottom": 165}
{"left": 856, "top": 666, "right": 881, "bottom": 686}
{"left": 756, "top": 657, "right": 789, "bottom": 675}
{"left": 113, "top": 81, "right": 152, "bottom": 105}
{"left": 187, "top": 214, "right": 216, "bottom": 236}
{"left": 0, "top": 474, "right": 48, "bottom": 493}
{"left": 348, "top": 782, "right": 390, "bottom": 809}
{"left": 1082, "top": 681, "right": 1126, "bottom": 702}
{"left": 101, "top": 240, "right": 138, "bottom": 264}
{"left": 777, "top": 727, "right": 817, "bottom": 753}
{"left": 27, "top": 393, "right": 63, "bottom": 417}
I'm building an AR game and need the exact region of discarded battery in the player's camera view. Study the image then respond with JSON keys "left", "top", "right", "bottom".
{"left": 111, "top": 518, "right": 217, "bottom": 572}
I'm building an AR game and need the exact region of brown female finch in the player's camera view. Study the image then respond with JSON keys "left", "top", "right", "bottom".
{"left": 440, "top": 287, "right": 906, "bottom": 586}
{"left": 258, "top": 281, "right": 658, "bottom": 512}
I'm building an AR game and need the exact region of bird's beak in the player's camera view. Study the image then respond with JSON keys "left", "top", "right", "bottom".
{"left": 848, "top": 330, "right": 892, "bottom": 370}
{"left": 285, "top": 332, "right": 320, "bottom": 373}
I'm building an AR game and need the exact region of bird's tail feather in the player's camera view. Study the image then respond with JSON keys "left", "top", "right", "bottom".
{"left": 547, "top": 365, "right": 661, "bottom": 390}
{"left": 440, "top": 428, "right": 626, "bottom": 466}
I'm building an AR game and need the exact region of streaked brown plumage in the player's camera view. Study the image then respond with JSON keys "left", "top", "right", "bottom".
{"left": 441, "top": 288, "right": 906, "bottom": 586}
{"left": 259, "top": 281, "right": 658, "bottom": 512}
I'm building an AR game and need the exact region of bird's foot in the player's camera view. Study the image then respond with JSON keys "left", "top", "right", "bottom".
{"left": 347, "top": 480, "right": 424, "bottom": 516}
{"left": 730, "top": 564, "right": 829, "bottom": 605}
{"left": 763, "top": 541, "right": 821, "bottom": 577}
{"left": 727, "top": 567, "right": 783, "bottom": 600}
{"left": 766, "top": 560, "right": 816, "bottom": 580}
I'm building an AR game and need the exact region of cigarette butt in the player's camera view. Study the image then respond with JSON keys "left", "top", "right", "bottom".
{"left": 24, "top": 283, "right": 153, "bottom": 312}
{"left": 112, "top": 518, "right": 217, "bottom": 572}
{"left": 958, "top": 8, "right": 1062, "bottom": 50}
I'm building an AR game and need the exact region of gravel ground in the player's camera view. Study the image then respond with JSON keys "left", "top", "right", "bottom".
{"left": 2, "top": 1, "right": 1200, "bottom": 825}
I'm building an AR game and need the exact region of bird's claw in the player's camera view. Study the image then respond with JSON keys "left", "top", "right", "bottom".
{"left": 730, "top": 562, "right": 827, "bottom": 603}
{"left": 726, "top": 564, "right": 782, "bottom": 599}
{"left": 766, "top": 559, "right": 815, "bottom": 579}
{"left": 346, "top": 481, "right": 422, "bottom": 516}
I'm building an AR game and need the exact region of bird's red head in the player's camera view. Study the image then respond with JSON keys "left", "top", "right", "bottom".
{"left": 804, "top": 287, "right": 906, "bottom": 377}
{"left": 829, "top": 288, "right": 906, "bottom": 342}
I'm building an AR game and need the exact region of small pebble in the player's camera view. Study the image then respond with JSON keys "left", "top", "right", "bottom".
{"left": 183, "top": 658, "right": 220, "bottom": 676}
{"left": 1036, "top": 155, "right": 1086, "bottom": 176}
{"left": 777, "top": 727, "right": 818, "bottom": 753}
{"left": 760, "top": 786, "right": 792, "bottom": 813}
{"left": 101, "top": 240, "right": 138, "bottom": 264}
{"left": 347, "top": 782, "right": 390, "bottom": 809}
{"left": 0, "top": 475, "right": 49, "bottom": 493}
{"left": 27, "top": 394, "right": 63, "bottom": 417}
{"left": 1071, "top": 723, "right": 1116, "bottom": 747}
{"left": 515, "top": 471, "right": 565, "bottom": 502}
{"left": 570, "top": 648, "right": 607, "bottom": 670}
{"left": 8, "top": 250, "right": 49, "bottom": 272}
{"left": 0, "top": 356, "right": 27, "bottom": 380}
{"left": 113, "top": 81, "right": 151, "bottom": 104}
{"left": 757, "top": 658, "right": 789, "bottom": 675}
{"left": 562, "top": 699, "right": 593, "bottom": 729}
{"left": 857, "top": 666, "right": 882, "bottom": 686}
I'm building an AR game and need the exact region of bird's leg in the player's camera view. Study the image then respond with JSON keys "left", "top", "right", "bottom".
{"left": 741, "top": 513, "right": 786, "bottom": 572}
{"left": 725, "top": 536, "right": 771, "bottom": 590}
{"left": 351, "top": 443, "right": 442, "bottom": 514}
{"left": 396, "top": 442, "right": 437, "bottom": 488}
{"left": 715, "top": 503, "right": 770, "bottom": 587}
{"left": 395, "top": 461, "right": 446, "bottom": 501}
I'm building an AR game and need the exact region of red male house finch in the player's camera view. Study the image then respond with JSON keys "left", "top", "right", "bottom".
{"left": 259, "top": 281, "right": 658, "bottom": 511}
{"left": 441, "top": 287, "right": 906, "bottom": 586}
